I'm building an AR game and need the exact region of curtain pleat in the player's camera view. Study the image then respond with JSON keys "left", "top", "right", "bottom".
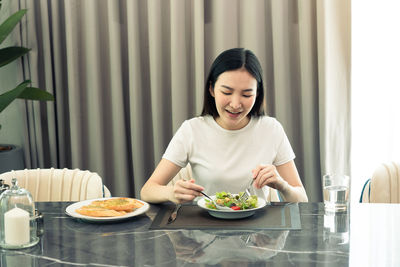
{"left": 9, "top": 0, "right": 350, "bottom": 201}
{"left": 105, "top": 0, "right": 131, "bottom": 195}
{"left": 270, "top": 0, "right": 310, "bottom": 192}
{"left": 208, "top": 0, "right": 239, "bottom": 54}
{"left": 192, "top": 0, "right": 205, "bottom": 115}
{"left": 270, "top": 0, "right": 294, "bottom": 124}
{"left": 317, "top": 0, "right": 351, "bottom": 178}
{"left": 46, "top": 1, "right": 61, "bottom": 168}
{"left": 126, "top": 0, "right": 153, "bottom": 197}
{"left": 82, "top": 1, "right": 104, "bottom": 175}
{"left": 147, "top": 0, "right": 172, "bottom": 163}
{"left": 50, "top": 1, "right": 70, "bottom": 168}
{"left": 297, "top": 0, "right": 322, "bottom": 201}
{"left": 64, "top": 1, "right": 83, "bottom": 168}
{"left": 170, "top": 0, "right": 189, "bottom": 131}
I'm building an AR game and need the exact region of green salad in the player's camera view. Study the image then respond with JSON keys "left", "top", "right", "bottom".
{"left": 205, "top": 191, "right": 258, "bottom": 210}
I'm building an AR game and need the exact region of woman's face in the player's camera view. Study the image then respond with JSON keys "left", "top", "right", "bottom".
{"left": 210, "top": 68, "right": 258, "bottom": 130}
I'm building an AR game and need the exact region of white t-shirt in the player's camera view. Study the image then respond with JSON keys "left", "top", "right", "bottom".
{"left": 162, "top": 115, "right": 295, "bottom": 199}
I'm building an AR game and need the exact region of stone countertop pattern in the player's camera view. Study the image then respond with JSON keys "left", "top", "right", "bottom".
{"left": 1, "top": 202, "right": 351, "bottom": 266}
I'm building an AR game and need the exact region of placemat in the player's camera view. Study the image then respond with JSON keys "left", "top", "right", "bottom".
{"left": 149, "top": 202, "right": 301, "bottom": 230}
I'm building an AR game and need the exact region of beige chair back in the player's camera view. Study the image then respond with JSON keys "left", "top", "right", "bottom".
{"left": 169, "top": 164, "right": 281, "bottom": 202}
{"left": 360, "top": 161, "right": 400, "bottom": 203}
{"left": 0, "top": 168, "right": 111, "bottom": 201}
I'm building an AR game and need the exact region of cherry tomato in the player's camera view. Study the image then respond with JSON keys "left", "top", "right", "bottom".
{"left": 231, "top": 206, "right": 241, "bottom": 211}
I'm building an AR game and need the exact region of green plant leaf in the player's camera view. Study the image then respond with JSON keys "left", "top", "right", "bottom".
{"left": 0, "top": 9, "right": 27, "bottom": 45}
{"left": 0, "top": 80, "right": 29, "bottom": 113}
{"left": 0, "top": 46, "right": 30, "bottom": 68}
{"left": 0, "top": 8, "right": 55, "bottom": 126}
{"left": 0, "top": 81, "right": 54, "bottom": 113}
{"left": 18, "top": 87, "right": 54, "bottom": 101}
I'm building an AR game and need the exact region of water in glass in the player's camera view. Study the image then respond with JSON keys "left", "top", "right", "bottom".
{"left": 323, "top": 185, "right": 349, "bottom": 212}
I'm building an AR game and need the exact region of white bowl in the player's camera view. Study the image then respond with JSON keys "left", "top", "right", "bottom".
{"left": 197, "top": 196, "right": 267, "bottom": 219}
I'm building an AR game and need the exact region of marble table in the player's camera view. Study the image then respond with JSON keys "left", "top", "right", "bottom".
{"left": 0, "top": 201, "right": 391, "bottom": 267}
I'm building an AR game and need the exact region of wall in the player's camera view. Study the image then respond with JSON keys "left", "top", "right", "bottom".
{"left": 351, "top": 0, "right": 400, "bottom": 203}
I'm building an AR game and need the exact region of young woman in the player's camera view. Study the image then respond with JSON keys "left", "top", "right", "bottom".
{"left": 140, "top": 48, "right": 308, "bottom": 204}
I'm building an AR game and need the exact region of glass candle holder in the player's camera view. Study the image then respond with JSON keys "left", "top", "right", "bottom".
{"left": 0, "top": 178, "right": 40, "bottom": 249}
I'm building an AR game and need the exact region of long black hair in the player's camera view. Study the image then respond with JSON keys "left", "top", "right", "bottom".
{"left": 201, "top": 48, "right": 265, "bottom": 117}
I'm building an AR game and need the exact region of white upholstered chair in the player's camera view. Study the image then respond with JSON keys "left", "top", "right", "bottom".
{"left": 0, "top": 168, "right": 111, "bottom": 201}
{"left": 169, "top": 164, "right": 281, "bottom": 202}
{"left": 360, "top": 161, "right": 400, "bottom": 203}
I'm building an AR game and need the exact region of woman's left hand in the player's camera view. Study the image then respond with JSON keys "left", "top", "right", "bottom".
{"left": 252, "top": 164, "right": 288, "bottom": 191}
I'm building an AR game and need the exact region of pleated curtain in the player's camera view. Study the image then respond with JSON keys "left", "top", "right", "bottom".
{"left": 8, "top": 0, "right": 350, "bottom": 201}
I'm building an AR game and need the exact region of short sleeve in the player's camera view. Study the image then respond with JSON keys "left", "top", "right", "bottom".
{"left": 162, "top": 121, "right": 191, "bottom": 167}
{"left": 273, "top": 123, "right": 295, "bottom": 166}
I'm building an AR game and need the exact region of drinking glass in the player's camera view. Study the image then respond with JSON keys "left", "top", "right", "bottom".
{"left": 323, "top": 174, "right": 350, "bottom": 212}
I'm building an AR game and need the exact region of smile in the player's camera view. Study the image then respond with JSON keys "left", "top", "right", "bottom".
{"left": 226, "top": 110, "right": 242, "bottom": 116}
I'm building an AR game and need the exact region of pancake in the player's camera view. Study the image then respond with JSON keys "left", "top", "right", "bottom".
{"left": 91, "top": 198, "right": 144, "bottom": 211}
{"left": 75, "top": 198, "right": 144, "bottom": 217}
{"left": 75, "top": 205, "right": 127, "bottom": 217}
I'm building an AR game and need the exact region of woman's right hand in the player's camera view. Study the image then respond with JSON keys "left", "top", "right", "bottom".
{"left": 170, "top": 179, "right": 204, "bottom": 204}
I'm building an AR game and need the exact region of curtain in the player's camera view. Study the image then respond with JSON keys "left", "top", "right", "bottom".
{"left": 11, "top": 0, "right": 350, "bottom": 201}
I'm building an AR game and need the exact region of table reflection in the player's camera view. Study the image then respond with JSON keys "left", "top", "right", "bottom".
{"left": 168, "top": 229, "right": 288, "bottom": 264}
{"left": 0, "top": 242, "right": 43, "bottom": 267}
{"left": 323, "top": 210, "right": 349, "bottom": 245}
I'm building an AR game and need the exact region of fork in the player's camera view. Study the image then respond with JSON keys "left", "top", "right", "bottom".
{"left": 239, "top": 179, "right": 255, "bottom": 202}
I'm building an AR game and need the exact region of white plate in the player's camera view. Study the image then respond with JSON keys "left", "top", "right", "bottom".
{"left": 197, "top": 196, "right": 267, "bottom": 219}
{"left": 65, "top": 197, "right": 150, "bottom": 222}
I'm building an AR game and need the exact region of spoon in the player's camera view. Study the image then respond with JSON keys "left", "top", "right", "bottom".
{"left": 198, "top": 191, "right": 232, "bottom": 211}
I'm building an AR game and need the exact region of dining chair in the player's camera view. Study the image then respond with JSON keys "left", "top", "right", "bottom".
{"left": 360, "top": 161, "right": 400, "bottom": 203}
{"left": 0, "top": 168, "right": 111, "bottom": 201}
{"left": 169, "top": 164, "right": 281, "bottom": 202}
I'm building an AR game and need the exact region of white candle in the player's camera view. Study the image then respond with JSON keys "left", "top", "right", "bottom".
{"left": 4, "top": 207, "right": 30, "bottom": 245}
